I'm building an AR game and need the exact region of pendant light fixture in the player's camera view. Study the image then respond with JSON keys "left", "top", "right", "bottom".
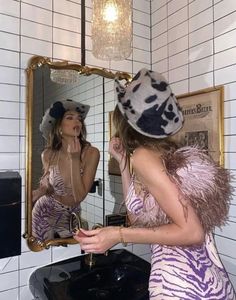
{"left": 91, "top": 0, "right": 132, "bottom": 61}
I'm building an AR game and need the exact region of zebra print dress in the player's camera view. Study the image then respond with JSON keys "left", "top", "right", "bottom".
{"left": 126, "top": 177, "right": 236, "bottom": 299}
{"left": 32, "top": 165, "right": 81, "bottom": 241}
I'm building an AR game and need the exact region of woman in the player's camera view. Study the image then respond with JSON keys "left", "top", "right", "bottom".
{"left": 32, "top": 99, "right": 100, "bottom": 241}
{"left": 74, "top": 69, "right": 235, "bottom": 299}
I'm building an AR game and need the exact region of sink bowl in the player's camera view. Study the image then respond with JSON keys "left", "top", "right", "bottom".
{"left": 29, "top": 249, "right": 151, "bottom": 300}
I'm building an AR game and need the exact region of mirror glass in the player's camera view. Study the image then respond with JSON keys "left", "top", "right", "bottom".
{"left": 24, "top": 56, "right": 131, "bottom": 251}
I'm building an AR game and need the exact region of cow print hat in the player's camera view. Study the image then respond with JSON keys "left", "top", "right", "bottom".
{"left": 40, "top": 99, "right": 90, "bottom": 140}
{"left": 115, "top": 68, "right": 184, "bottom": 139}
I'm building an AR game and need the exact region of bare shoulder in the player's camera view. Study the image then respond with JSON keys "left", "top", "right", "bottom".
{"left": 132, "top": 147, "right": 162, "bottom": 164}
{"left": 84, "top": 145, "right": 100, "bottom": 160}
{"left": 131, "top": 147, "right": 164, "bottom": 174}
{"left": 41, "top": 148, "right": 51, "bottom": 162}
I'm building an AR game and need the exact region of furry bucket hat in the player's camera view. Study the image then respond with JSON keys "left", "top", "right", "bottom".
{"left": 115, "top": 68, "right": 184, "bottom": 138}
{"left": 40, "top": 99, "right": 90, "bottom": 139}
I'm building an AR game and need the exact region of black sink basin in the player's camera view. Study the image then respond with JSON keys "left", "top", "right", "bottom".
{"left": 29, "top": 249, "right": 151, "bottom": 300}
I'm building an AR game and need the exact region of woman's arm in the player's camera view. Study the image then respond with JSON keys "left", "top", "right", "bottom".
{"left": 128, "top": 147, "right": 204, "bottom": 246}
{"left": 32, "top": 149, "right": 53, "bottom": 202}
{"left": 70, "top": 146, "right": 100, "bottom": 203}
{"left": 74, "top": 147, "right": 205, "bottom": 253}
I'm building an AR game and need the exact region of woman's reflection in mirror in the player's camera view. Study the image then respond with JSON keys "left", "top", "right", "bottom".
{"left": 32, "top": 99, "right": 100, "bottom": 241}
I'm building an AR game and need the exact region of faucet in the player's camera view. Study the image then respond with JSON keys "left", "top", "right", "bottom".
{"left": 92, "top": 223, "right": 104, "bottom": 230}
{"left": 85, "top": 223, "right": 108, "bottom": 267}
{"left": 69, "top": 212, "right": 88, "bottom": 233}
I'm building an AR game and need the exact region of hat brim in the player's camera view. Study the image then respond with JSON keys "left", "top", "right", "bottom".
{"left": 114, "top": 69, "right": 184, "bottom": 139}
{"left": 40, "top": 99, "right": 90, "bottom": 139}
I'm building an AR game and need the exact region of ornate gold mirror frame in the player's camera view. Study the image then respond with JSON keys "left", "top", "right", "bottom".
{"left": 24, "top": 55, "right": 131, "bottom": 251}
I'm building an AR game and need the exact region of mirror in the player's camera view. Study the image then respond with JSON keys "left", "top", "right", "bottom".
{"left": 24, "top": 56, "right": 131, "bottom": 251}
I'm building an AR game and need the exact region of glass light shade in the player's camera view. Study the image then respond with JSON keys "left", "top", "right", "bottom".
{"left": 92, "top": 0, "right": 132, "bottom": 61}
{"left": 50, "top": 69, "right": 80, "bottom": 84}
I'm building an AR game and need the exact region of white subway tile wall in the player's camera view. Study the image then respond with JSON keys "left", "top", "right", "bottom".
{"left": 0, "top": 0, "right": 151, "bottom": 299}
{"left": 168, "top": 6, "right": 188, "bottom": 30}
{"left": 152, "top": 0, "right": 236, "bottom": 288}
{"left": 168, "top": 35, "right": 188, "bottom": 56}
{"left": 169, "top": 50, "right": 189, "bottom": 70}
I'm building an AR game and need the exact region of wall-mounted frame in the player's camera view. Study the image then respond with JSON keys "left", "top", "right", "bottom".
{"left": 173, "top": 86, "right": 224, "bottom": 165}
{"left": 24, "top": 56, "right": 131, "bottom": 251}
{"left": 108, "top": 111, "right": 121, "bottom": 176}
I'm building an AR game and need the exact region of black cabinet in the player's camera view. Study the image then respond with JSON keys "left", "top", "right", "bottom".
{"left": 0, "top": 172, "right": 21, "bottom": 258}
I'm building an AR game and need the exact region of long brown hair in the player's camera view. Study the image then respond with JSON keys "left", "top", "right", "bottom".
{"left": 112, "top": 105, "right": 179, "bottom": 159}
{"left": 45, "top": 112, "right": 89, "bottom": 154}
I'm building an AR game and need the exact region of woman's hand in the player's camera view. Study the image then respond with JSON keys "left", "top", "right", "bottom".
{"left": 68, "top": 129, "right": 81, "bottom": 158}
{"left": 32, "top": 185, "right": 48, "bottom": 202}
{"left": 32, "top": 188, "right": 43, "bottom": 203}
{"left": 108, "top": 137, "right": 126, "bottom": 165}
{"left": 32, "top": 175, "right": 53, "bottom": 202}
{"left": 73, "top": 226, "right": 120, "bottom": 254}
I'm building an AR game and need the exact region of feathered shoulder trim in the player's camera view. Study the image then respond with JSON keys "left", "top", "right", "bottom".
{"left": 162, "top": 146, "right": 234, "bottom": 233}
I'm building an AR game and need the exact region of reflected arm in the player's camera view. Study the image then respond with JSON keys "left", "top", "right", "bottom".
{"left": 70, "top": 146, "right": 100, "bottom": 203}
{"left": 32, "top": 150, "right": 53, "bottom": 202}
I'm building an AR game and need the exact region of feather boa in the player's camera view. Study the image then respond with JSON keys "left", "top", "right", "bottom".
{"left": 162, "top": 146, "right": 234, "bottom": 233}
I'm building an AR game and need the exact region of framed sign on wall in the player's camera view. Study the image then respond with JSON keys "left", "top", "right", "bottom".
{"left": 173, "top": 86, "right": 224, "bottom": 165}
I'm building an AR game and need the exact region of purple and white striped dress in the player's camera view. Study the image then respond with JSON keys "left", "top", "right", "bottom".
{"left": 32, "top": 165, "right": 81, "bottom": 241}
{"left": 126, "top": 177, "right": 236, "bottom": 300}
